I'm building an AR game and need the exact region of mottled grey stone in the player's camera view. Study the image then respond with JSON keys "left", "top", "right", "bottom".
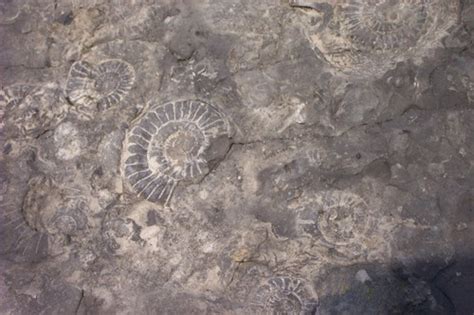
{"left": 0, "top": 0, "right": 473, "bottom": 314}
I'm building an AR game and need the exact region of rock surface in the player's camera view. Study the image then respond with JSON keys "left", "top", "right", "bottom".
{"left": 1, "top": 0, "right": 473, "bottom": 313}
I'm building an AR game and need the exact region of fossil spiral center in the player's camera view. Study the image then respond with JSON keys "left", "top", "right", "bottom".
{"left": 321, "top": 205, "right": 357, "bottom": 241}
{"left": 329, "top": 206, "right": 352, "bottom": 224}
{"left": 164, "top": 129, "right": 200, "bottom": 163}
{"left": 95, "top": 72, "right": 120, "bottom": 95}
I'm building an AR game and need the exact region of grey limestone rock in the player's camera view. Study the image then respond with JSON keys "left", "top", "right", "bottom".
{"left": 0, "top": 0, "right": 473, "bottom": 314}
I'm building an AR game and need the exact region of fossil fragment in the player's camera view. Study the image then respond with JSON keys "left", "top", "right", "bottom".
{"left": 123, "top": 100, "right": 231, "bottom": 204}
{"left": 101, "top": 213, "right": 144, "bottom": 255}
{"left": 65, "top": 59, "right": 135, "bottom": 110}
{"left": 0, "top": 84, "right": 35, "bottom": 108}
{"left": 53, "top": 121, "right": 86, "bottom": 161}
{"left": 0, "top": 1, "right": 22, "bottom": 25}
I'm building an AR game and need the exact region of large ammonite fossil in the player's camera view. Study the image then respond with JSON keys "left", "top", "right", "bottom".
{"left": 65, "top": 59, "right": 135, "bottom": 110}
{"left": 290, "top": 0, "right": 460, "bottom": 76}
{"left": 253, "top": 277, "right": 319, "bottom": 315}
{"left": 122, "top": 100, "right": 231, "bottom": 204}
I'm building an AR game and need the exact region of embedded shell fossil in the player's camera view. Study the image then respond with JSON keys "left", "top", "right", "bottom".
{"left": 253, "top": 277, "right": 319, "bottom": 315}
{"left": 122, "top": 100, "right": 231, "bottom": 204}
{"left": 292, "top": 0, "right": 460, "bottom": 75}
{"left": 297, "top": 190, "right": 372, "bottom": 246}
{"left": 65, "top": 59, "right": 136, "bottom": 110}
{"left": 0, "top": 84, "right": 66, "bottom": 137}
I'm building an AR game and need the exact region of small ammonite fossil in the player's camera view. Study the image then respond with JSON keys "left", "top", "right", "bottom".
{"left": 65, "top": 59, "right": 135, "bottom": 110}
{"left": 123, "top": 100, "right": 231, "bottom": 204}
{"left": 253, "top": 277, "right": 319, "bottom": 315}
{"left": 291, "top": 0, "right": 459, "bottom": 75}
{"left": 49, "top": 199, "right": 88, "bottom": 236}
{"left": 298, "top": 190, "right": 371, "bottom": 246}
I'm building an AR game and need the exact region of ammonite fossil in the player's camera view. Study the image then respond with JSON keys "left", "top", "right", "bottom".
{"left": 0, "top": 83, "right": 66, "bottom": 137}
{"left": 0, "top": 1, "right": 22, "bottom": 24}
{"left": 0, "top": 212, "right": 48, "bottom": 263}
{"left": 0, "top": 84, "right": 35, "bottom": 108}
{"left": 65, "top": 59, "right": 135, "bottom": 110}
{"left": 297, "top": 190, "right": 372, "bottom": 246}
{"left": 0, "top": 175, "right": 49, "bottom": 262}
{"left": 22, "top": 176, "right": 88, "bottom": 237}
{"left": 339, "top": 0, "right": 431, "bottom": 51}
{"left": 122, "top": 100, "right": 231, "bottom": 204}
{"left": 291, "top": 0, "right": 459, "bottom": 75}
{"left": 49, "top": 199, "right": 88, "bottom": 236}
{"left": 253, "top": 277, "right": 319, "bottom": 315}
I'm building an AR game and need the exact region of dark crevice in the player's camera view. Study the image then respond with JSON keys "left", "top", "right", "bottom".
{"left": 74, "top": 289, "right": 85, "bottom": 315}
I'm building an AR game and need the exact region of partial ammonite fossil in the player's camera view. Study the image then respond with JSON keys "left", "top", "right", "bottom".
{"left": 0, "top": 1, "right": 22, "bottom": 25}
{"left": 0, "top": 84, "right": 35, "bottom": 108}
{"left": 122, "top": 100, "right": 231, "bottom": 204}
{"left": 0, "top": 212, "right": 48, "bottom": 263}
{"left": 65, "top": 59, "right": 135, "bottom": 110}
{"left": 0, "top": 83, "right": 66, "bottom": 137}
{"left": 0, "top": 85, "right": 33, "bottom": 130}
{"left": 339, "top": 0, "right": 431, "bottom": 51}
{"left": 253, "top": 277, "right": 319, "bottom": 315}
{"left": 291, "top": 0, "right": 459, "bottom": 76}
{"left": 0, "top": 175, "right": 48, "bottom": 263}
{"left": 22, "top": 176, "right": 88, "bottom": 237}
{"left": 297, "top": 190, "right": 373, "bottom": 246}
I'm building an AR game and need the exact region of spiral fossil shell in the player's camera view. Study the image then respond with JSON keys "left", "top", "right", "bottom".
{"left": 65, "top": 59, "right": 135, "bottom": 110}
{"left": 0, "top": 84, "right": 65, "bottom": 137}
{"left": 297, "top": 190, "right": 373, "bottom": 247}
{"left": 293, "top": 0, "right": 460, "bottom": 75}
{"left": 123, "top": 100, "right": 230, "bottom": 204}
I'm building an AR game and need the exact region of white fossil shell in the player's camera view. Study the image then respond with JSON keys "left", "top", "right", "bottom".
{"left": 65, "top": 59, "right": 135, "bottom": 110}
{"left": 294, "top": 0, "right": 460, "bottom": 75}
{"left": 0, "top": 84, "right": 66, "bottom": 137}
{"left": 123, "top": 100, "right": 230, "bottom": 204}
